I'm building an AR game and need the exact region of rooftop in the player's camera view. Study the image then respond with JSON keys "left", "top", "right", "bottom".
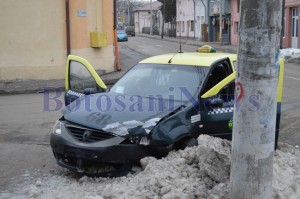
{"left": 134, "top": 1, "right": 162, "bottom": 11}
{"left": 139, "top": 52, "right": 237, "bottom": 67}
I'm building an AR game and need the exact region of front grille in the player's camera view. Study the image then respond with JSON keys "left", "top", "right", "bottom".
{"left": 66, "top": 125, "right": 114, "bottom": 143}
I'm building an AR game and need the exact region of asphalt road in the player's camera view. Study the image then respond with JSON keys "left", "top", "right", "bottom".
{"left": 0, "top": 36, "right": 299, "bottom": 193}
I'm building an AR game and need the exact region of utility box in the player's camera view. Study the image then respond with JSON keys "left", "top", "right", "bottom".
{"left": 90, "top": 32, "right": 107, "bottom": 48}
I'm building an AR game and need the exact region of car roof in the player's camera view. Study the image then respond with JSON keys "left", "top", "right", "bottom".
{"left": 139, "top": 52, "right": 237, "bottom": 67}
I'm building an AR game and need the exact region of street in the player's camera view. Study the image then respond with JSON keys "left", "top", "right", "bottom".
{"left": 0, "top": 36, "right": 299, "bottom": 193}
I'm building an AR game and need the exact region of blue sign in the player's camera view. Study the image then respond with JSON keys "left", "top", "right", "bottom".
{"left": 77, "top": 9, "right": 87, "bottom": 17}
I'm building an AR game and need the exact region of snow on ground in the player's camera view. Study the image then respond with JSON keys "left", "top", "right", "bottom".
{"left": 280, "top": 48, "right": 300, "bottom": 61}
{"left": 1, "top": 135, "right": 300, "bottom": 199}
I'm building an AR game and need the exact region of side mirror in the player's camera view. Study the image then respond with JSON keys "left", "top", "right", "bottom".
{"left": 208, "top": 98, "right": 223, "bottom": 109}
{"left": 83, "top": 86, "right": 106, "bottom": 95}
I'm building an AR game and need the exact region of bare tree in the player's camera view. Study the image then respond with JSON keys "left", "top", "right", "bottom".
{"left": 230, "top": 0, "right": 283, "bottom": 198}
{"left": 116, "top": 0, "right": 144, "bottom": 27}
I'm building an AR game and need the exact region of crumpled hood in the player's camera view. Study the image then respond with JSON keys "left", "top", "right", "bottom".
{"left": 62, "top": 92, "right": 184, "bottom": 136}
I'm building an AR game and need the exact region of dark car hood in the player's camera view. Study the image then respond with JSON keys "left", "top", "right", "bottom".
{"left": 63, "top": 92, "right": 185, "bottom": 136}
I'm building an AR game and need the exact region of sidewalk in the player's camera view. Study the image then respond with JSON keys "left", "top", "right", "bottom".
{"left": 0, "top": 72, "right": 125, "bottom": 95}
{"left": 136, "top": 33, "right": 238, "bottom": 54}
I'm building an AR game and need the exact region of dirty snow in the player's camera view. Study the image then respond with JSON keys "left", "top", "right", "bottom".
{"left": 280, "top": 48, "right": 300, "bottom": 61}
{"left": 1, "top": 135, "right": 300, "bottom": 199}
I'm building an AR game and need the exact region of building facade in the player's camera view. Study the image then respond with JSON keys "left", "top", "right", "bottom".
{"left": 134, "top": 1, "right": 162, "bottom": 34}
{"left": 0, "top": 0, "right": 114, "bottom": 81}
{"left": 208, "top": 0, "right": 231, "bottom": 44}
{"left": 176, "top": 0, "right": 195, "bottom": 38}
{"left": 231, "top": 0, "right": 300, "bottom": 48}
{"left": 230, "top": 0, "right": 239, "bottom": 45}
{"left": 195, "top": 0, "right": 208, "bottom": 41}
{"left": 282, "top": 0, "right": 300, "bottom": 48}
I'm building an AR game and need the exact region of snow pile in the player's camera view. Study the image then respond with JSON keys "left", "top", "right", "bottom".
{"left": 273, "top": 143, "right": 300, "bottom": 198}
{"left": 2, "top": 135, "right": 300, "bottom": 199}
{"left": 280, "top": 48, "right": 300, "bottom": 61}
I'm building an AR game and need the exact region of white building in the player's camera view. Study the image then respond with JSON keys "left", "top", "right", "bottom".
{"left": 176, "top": 0, "right": 207, "bottom": 40}
{"left": 134, "top": 1, "right": 162, "bottom": 34}
{"left": 176, "top": 0, "right": 195, "bottom": 38}
{"left": 195, "top": 0, "right": 208, "bottom": 41}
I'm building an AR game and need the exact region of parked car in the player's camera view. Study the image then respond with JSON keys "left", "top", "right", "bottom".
{"left": 125, "top": 26, "right": 135, "bottom": 37}
{"left": 117, "top": 30, "right": 128, "bottom": 42}
{"left": 50, "top": 46, "right": 284, "bottom": 175}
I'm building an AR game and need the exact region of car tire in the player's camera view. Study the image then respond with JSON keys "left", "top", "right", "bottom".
{"left": 176, "top": 137, "right": 198, "bottom": 150}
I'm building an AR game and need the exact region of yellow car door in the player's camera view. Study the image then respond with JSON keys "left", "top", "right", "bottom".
{"left": 65, "top": 55, "right": 107, "bottom": 105}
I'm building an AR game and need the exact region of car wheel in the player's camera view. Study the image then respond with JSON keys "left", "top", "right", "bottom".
{"left": 176, "top": 137, "right": 198, "bottom": 150}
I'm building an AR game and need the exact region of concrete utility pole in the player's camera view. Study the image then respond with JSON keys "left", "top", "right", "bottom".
{"left": 161, "top": 0, "right": 165, "bottom": 39}
{"left": 127, "top": 0, "right": 130, "bottom": 25}
{"left": 150, "top": 0, "right": 153, "bottom": 35}
{"left": 230, "top": 0, "right": 282, "bottom": 198}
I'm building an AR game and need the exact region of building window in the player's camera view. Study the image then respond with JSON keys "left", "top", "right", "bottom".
{"left": 237, "top": 0, "right": 240, "bottom": 13}
{"left": 191, "top": 20, "right": 195, "bottom": 31}
{"left": 292, "top": 8, "right": 298, "bottom": 37}
{"left": 283, "top": 16, "right": 285, "bottom": 37}
{"left": 182, "top": 21, "right": 185, "bottom": 32}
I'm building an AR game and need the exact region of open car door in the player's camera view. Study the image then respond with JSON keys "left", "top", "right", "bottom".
{"left": 65, "top": 55, "right": 107, "bottom": 106}
{"left": 199, "top": 58, "right": 236, "bottom": 139}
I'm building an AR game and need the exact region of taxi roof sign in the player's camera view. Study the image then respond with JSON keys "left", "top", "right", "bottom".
{"left": 197, "top": 45, "right": 217, "bottom": 53}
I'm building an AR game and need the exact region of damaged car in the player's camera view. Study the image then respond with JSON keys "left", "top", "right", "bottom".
{"left": 50, "top": 46, "right": 284, "bottom": 175}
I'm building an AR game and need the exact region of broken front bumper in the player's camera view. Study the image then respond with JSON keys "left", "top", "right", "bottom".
{"left": 50, "top": 132, "right": 170, "bottom": 172}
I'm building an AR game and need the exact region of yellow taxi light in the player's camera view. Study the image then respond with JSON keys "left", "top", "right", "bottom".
{"left": 197, "top": 45, "right": 216, "bottom": 53}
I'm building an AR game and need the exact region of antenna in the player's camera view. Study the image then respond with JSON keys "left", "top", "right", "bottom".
{"left": 168, "top": 14, "right": 184, "bottom": 63}
{"left": 168, "top": 53, "right": 176, "bottom": 63}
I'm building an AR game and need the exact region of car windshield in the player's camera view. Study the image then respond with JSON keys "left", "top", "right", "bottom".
{"left": 110, "top": 63, "right": 208, "bottom": 101}
{"left": 118, "top": 30, "right": 125, "bottom": 34}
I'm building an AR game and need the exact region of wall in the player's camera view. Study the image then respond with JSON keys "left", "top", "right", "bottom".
{"left": 0, "top": 0, "right": 114, "bottom": 81}
{"left": 134, "top": 10, "right": 151, "bottom": 33}
{"left": 0, "top": 0, "right": 66, "bottom": 80}
{"left": 230, "top": 0, "right": 239, "bottom": 45}
{"left": 195, "top": 0, "right": 208, "bottom": 41}
{"left": 208, "top": 0, "right": 231, "bottom": 42}
{"left": 176, "top": 0, "right": 195, "bottom": 38}
{"left": 70, "top": 0, "right": 115, "bottom": 74}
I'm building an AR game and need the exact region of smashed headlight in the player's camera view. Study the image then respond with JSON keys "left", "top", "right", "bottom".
{"left": 128, "top": 136, "right": 150, "bottom": 145}
{"left": 52, "top": 120, "right": 62, "bottom": 135}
